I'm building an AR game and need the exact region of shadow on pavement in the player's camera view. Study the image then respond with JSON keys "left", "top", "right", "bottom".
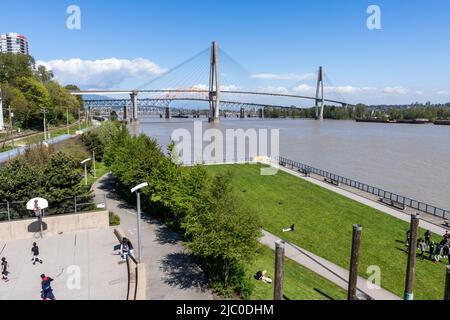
{"left": 160, "top": 252, "right": 210, "bottom": 292}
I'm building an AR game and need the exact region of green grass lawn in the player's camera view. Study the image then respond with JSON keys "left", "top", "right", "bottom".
{"left": 247, "top": 245, "right": 346, "bottom": 300}
{"left": 206, "top": 164, "right": 448, "bottom": 300}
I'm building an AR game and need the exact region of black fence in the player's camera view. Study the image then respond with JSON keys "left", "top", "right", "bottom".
{"left": 0, "top": 194, "right": 107, "bottom": 222}
{"left": 277, "top": 156, "right": 450, "bottom": 220}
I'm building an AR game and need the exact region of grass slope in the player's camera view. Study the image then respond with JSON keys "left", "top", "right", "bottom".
{"left": 206, "top": 164, "right": 447, "bottom": 300}
{"left": 247, "top": 245, "right": 346, "bottom": 300}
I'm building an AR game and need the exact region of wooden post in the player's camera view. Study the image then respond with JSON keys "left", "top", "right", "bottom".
{"left": 348, "top": 224, "right": 362, "bottom": 300}
{"left": 274, "top": 240, "right": 285, "bottom": 300}
{"left": 445, "top": 266, "right": 450, "bottom": 300}
{"left": 404, "top": 213, "right": 420, "bottom": 300}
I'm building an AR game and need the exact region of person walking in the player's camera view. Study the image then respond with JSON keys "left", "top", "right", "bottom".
{"left": 424, "top": 230, "right": 431, "bottom": 246}
{"left": 31, "top": 243, "right": 43, "bottom": 265}
{"left": 1, "top": 258, "right": 9, "bottom": 282}
{"left": 40, "top": 274, "right": 55, "bottom": 300}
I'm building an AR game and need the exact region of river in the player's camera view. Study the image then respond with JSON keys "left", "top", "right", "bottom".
{"left": 131, "top": 117, "right": 450, "bottom": 210}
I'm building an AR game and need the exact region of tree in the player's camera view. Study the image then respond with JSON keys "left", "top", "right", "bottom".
{"left": 34, "top": 65, "right": 54, "bottom": 84}
{"left": 43, "top": 152, "right": 85, "bottom": 208}
{"left": 16, "top": 76, "right": 51, "bottom": 128}
{"left": 184, "top": 171, "right": 261, "bottom": 290}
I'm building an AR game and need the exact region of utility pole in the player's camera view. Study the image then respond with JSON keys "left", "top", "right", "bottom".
{"left": 66, "top": 108, "right": 70, "bottom": 135}
{"left": 404, "top": 213, "right": 420, "bottom": 300}
{"left": 78, "top": 109, "right": 81, "bottom": 131}
{"left": 8, "top": 105, "right": 14, "bottom": 148}
{"left": 348, "top": 224, "right": 362, "bottom": 300}
{"left": 274, "top": 240, "right": 285, "bottom": 300}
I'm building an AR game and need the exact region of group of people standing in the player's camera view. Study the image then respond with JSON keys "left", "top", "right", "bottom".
{"left": 1, "top": 242, "right": 55, "bottom": 300}
{"left": 407, "top": 230, "right": 450, "bottom": 264}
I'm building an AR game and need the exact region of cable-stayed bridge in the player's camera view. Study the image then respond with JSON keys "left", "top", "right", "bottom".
{"left": 71, "top": 42, "right": 352, "bottom": 122}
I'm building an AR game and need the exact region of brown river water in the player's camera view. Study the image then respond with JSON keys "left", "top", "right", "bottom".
{"left": 130, "top": 118, "right": 450, "bottom": 210}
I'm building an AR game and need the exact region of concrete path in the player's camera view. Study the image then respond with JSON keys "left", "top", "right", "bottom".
{"left": 92, "top": 174, "right": 214, "bottom": 300}
{"left": 0, "top": 228, "right": 127, "bottom": 300}
{"left": 275, "top": 163, "right": 449, "bottom": 237}
{"left": 261, "top": 230, "right": 401, "bottom": 300}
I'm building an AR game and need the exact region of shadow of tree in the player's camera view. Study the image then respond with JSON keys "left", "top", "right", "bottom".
{"left": 153, "top": 222, "right": 182, "bottom": 245}
{"left": 160, "top": 252, "right": 210, "bottom": 292}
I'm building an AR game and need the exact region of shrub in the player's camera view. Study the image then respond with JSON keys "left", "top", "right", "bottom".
{"left": 109, "top": 211, "right": 121, "bottom": 226}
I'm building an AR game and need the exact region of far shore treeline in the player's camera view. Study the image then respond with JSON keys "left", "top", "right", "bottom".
{"left": 0, "top": 53, "right": 83, "bottom": 130}
{"left": 263, "top": 103, "right": 450, "bottom": 120}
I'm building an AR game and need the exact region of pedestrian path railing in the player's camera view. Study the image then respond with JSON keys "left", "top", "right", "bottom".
{"left": 277, "top": 156, "right": 450, "bottom": 220}
{"left": 0, "top": 194, "right": 108, "bottom": 222}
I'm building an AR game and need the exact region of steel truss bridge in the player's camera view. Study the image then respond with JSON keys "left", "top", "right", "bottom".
{"left": 72, "top": 42, "right": 353, "bottom": 122}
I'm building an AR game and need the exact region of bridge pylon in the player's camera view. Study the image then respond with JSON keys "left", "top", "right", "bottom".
{"left": 209, "top": 41, "right": 220, "bottom": 123}
{"left": 315, "top": 66, "right": 324, "bottom": 121}
{"left": 130, "top": 90, "right": 139, "bottom": 123}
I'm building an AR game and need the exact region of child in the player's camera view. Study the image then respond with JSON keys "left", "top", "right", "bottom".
{"left": 40, "top": 274, "right": 55, "bottom": 300}
{"left": 430, "top": 241, "right": 435, "bottom": 261}
{"left": 1, "top": 258, "right": 8, "bottom": 282}
{"left": 31, "top": 243, "right": 43, "bottom": 265}
{"left": 420, "top": 240, "right": 427, "bottom": 260}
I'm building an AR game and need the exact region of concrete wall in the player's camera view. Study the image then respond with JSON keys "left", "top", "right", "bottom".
{"left": 0, "top": 210, "right": 109, "bottom": 241}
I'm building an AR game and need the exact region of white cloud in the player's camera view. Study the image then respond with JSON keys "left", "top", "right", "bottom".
{"left": 251, "top": 73, "right": 316, "bottom": 81}
{"left": 37, "top": 58, "right": 167, "bottom": 89}
{"left": 383, "top": 86, "right": 409, "bottom": 95}
{"left": 256, "top": 86, "right": 290, "bottom": 94}
{"left": 292, "top": 84, "right": 315, "bottom": 94}
{"left": 436, "top": 90, "right": 450, "bottom": 95}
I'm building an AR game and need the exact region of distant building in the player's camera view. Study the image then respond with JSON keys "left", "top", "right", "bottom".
{"left": 0, "top": 88, "right": 4, "bottom": 131}
{"left": 0, "top": 32, "right": 29, "bottom": 55}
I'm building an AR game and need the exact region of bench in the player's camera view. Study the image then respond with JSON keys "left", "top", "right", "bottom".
{"left": 444, "top": 220, "right": 450, "bottom": 228}
{"left": 279, "top": 162, "right": 286, "bottom": 167}
{"left": 324, "top": 177, "right": 340, "bottom": 186}
{"left": 298, "top": 168, "right": 311, "bottom": 177}
{"left": 379, "top": 198, "right": 406, "bottom": 211}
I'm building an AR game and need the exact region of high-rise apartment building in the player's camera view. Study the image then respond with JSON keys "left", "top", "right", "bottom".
{"left": 0, "top": 32, "right": 29, "bottom": 55}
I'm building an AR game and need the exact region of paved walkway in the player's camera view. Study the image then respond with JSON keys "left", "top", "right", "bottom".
{"left": 0, "top": 228, "right": 127, "bottom": 300}
{"left": 261, "top": 230, "right": 401, "bottom": 300}
{"left": 92, "top": 174, "right": 214, "bottom": 300}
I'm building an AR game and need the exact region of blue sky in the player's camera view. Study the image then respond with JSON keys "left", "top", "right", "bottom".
{"left": 1, "top": 0, "right": 450, "bottom": 104}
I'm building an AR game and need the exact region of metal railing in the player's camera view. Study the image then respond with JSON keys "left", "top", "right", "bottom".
{"left": 0, "top": 194, "right": 108, "bottom": 222}
{"left": 277, "top": 156, "right": 450, "bottom": 220}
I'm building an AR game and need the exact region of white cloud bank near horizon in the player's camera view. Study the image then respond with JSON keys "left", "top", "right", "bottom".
{"left": 37, "top": 57, "right": 167, "bottom": 89}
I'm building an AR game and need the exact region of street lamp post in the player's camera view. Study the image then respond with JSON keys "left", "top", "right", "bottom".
{"left": 131, "top": 182, "right": 149, "bottom": 263}
{"left": 81, "top": 158, "right": 92, "bottom": 186}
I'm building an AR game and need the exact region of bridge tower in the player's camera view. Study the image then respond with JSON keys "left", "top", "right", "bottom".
{"left": 315, "top": 66, "right": 324, "bottom": 121}
{"left": 130, "top": 90, "right": 138, "bottom": 123}
{"left": 209, "top": 41, "right": 220, "bottom": 123}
